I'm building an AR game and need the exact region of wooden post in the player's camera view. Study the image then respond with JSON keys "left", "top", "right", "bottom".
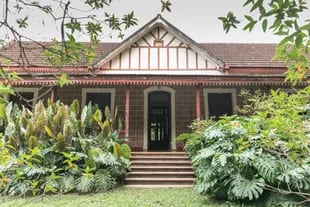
{"left": 196, "top": 86, "right": 201, "bottom": 120}
{"left": 125, "top": 85, "right": 130, "bottom": 139}
{"left": 51, "top": 86, "right": 56, "bottom": 103}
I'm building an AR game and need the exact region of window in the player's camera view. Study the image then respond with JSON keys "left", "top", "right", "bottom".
{"left": 8, "top": 88, "right": 39, "bottom": 110}
{"left": 203, "top": 88, "right": 237, "bottom": 120}
{"left": 81, "top": 88, "right": 115, "bottom": 113}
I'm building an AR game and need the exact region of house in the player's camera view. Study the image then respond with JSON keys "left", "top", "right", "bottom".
{"left": 0, "top": 15, "right": 306, "bottom": 151}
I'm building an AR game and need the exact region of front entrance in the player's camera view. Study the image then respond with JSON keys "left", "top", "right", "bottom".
{"left": 148, "top": 92, "right": 171, "bottom": 150}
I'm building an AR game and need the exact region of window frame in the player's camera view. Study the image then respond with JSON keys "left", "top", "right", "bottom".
{"left": 81, "top": 88, "right": 116, "bottom": 113}
{"left": 203, "top": 88, "right": 237, "bottom": 119}
{"left": 8, "top": 87, "right": 39, "bottom": 109}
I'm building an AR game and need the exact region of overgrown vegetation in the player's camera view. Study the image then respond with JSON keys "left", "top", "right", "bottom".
{"left": 0, "top": 100, "right": 131, "bottom": 196}
{"left": 178, "top": 87, "right": 310, "bottom": 206}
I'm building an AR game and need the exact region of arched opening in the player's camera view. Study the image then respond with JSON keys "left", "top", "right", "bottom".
{"left": 143, "top": 86, "right": 176, "bottom": 151}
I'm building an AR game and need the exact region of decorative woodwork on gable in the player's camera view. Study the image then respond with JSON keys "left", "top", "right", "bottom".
{"left": 102, "top": 27, "right": 218, "bottom": 70}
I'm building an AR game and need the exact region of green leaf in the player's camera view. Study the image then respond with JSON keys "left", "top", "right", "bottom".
{"left": 161, "top": 0, "right": 172, "bottom": 12}
{"left": 5, "top": 122, "right": 15, "bottom": 136}
{"left": 16, "top": 16, "right": 28, "bottom": 28}
{"left": 76, "top": 175, "right": 94, "bottom": 193}
{"left": 244, "top": 15, "right": 254, "bottom": 22}
{"left": 229, "top": 174, "right": 265, "bottom": 200}
{"left": 262, "top": 19, "right": 268, "bottom": 32}
{"left": 295, "top": 34, "right": 303, "bottom": 48}
{"left": 65, "top": 18, "right": 81, "bottom": 34}
{"left": 57, "top": 73, "right": 72, "bottom": 87}
{"left": 250, "top": 0, "right": 263, "bottom": 12}
{"left": 243, "top": 0, "right": 253, "bottom": 7}
{"left": 94, "top": 170, "right": 115, "bottom": 192}
{"left": 45, "top": 126, "right": 55, "bottom": 139}
{"left": 243, "top": 20, "right": 257, "bottom": 32}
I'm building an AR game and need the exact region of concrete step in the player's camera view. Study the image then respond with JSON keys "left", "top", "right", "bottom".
{"left": 126, "top": 151, "right": 194, "bottom": 187}
{"left": 130, "top": 165, "right": 193, "bottom": 172}
{"left": 131, "top": 160, "right": 191, "bottom": 166}
{"left": 131, "top": 152, "right": 187, "bottom": 157}
{"left": 124, "top": 184, "right": 193, "bottom": 188}
{"left": 131, "top": 156, "right": 189, "bottom": 161}
{"left": 127, "top": 171, "right": 194, "bottom": 178}
{"left": 125, "top": 177, "right": 194, "bottom": 185}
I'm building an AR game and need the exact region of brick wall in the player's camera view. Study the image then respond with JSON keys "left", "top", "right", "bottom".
{"left": 30, "top": 84, "right": 290, "bottom": 151}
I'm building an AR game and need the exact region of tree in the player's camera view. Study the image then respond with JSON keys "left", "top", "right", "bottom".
{"left": 0, "top": 0, "right": 138, "bottom": 102}
{"left": 160, "top": 0, "right": 310, "bottom": 84}
{"left": 217, "top": 0, "right": 310, "bottom": 84}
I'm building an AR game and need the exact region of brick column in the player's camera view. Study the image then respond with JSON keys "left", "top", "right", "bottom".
{"left": 51, "top": 86, "right": 56, "bottom": 103}
{"left": 125, "top": 85, "right": 130, "bottom": 139}
{"left": 196, "top": 86, "right": 201, "bottom": 120}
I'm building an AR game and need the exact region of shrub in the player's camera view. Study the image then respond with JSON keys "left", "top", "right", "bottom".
{"left": 0, "top": 100, "right": 131, "bottom": 196}
{"left": 180, "top": 87, "right": 310, "bottom": 206}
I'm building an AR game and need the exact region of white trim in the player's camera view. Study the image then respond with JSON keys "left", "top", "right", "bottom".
{"left": 203, "top": 88, "right": 237, "bottom": 119}
{"left": 81, "top": 88, "right": 116, "bottom": 113}
{"left": 143, "top": 86, "right": 176, "bottom": 151}
{"left": 11, "top": 87, "right": 39, "bottom": 109}
{"left": 97, "top": 15, "right": 224, "bottom": 69}
{"left": 98, "top": 70, "right": 224, "bottom": 76}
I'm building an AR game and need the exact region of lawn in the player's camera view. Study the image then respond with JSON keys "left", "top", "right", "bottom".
{"left": 0, "top": 187, "right": 251, "bottom": 207}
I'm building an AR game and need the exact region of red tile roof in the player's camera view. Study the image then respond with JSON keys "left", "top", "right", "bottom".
{"left": 201, "top": 43, "right": 285, "bottom": 68}
{"left": 0, "top": 41, "right": 118, "bottom": 67}
{"left": 0, "top": 41, "right": 284, "bottom": 68}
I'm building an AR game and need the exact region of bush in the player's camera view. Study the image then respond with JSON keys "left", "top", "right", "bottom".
{"left": 180, "top": 87, "right": 310, "bottom": 206}
{"left": 0, "top": 100, "right": 131, "bottom": 196}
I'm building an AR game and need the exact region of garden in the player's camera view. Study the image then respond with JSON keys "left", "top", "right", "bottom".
{"left": 178, "top": 87, "right": 310, "bottom": 206}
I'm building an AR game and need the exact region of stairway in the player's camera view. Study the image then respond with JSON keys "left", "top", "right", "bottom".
{"left": 125, "top": 151, "right": 194, "bottom": 187}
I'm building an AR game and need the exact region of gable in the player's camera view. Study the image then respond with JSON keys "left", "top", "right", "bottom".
{"left": 96, "top": 15, "right": 224, "bottom": 72}
{"left": 101, "top": 27, "right": 219, "bottom": 70}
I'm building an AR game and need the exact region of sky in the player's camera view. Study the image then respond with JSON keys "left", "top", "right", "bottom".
{"left": 1, "top": 0, "right": 309, "bottom": 43}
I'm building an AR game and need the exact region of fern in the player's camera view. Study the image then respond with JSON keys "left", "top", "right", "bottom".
{"left": 229, "top": 174, "right": 265, "bottom": 200}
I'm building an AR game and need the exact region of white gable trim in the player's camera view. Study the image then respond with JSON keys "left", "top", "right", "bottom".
{"left": 97, "top": 15, "right": 224, "bottom": 69}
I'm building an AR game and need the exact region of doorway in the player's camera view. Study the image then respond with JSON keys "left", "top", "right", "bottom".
{"left": 148, "top": 91, "right": 171, "bottom": 150}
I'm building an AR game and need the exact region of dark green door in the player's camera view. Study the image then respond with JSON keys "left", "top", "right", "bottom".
{"left": 148, "top": 92, "right": 171, "bottom": 151}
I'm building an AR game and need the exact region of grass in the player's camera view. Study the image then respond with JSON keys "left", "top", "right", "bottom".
{"left": 0, "top": 187, "right": 248, "bottom": 207}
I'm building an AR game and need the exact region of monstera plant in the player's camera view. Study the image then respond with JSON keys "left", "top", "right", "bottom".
{"left": 179, "top": 87, "right": 310, "bottom": 206}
